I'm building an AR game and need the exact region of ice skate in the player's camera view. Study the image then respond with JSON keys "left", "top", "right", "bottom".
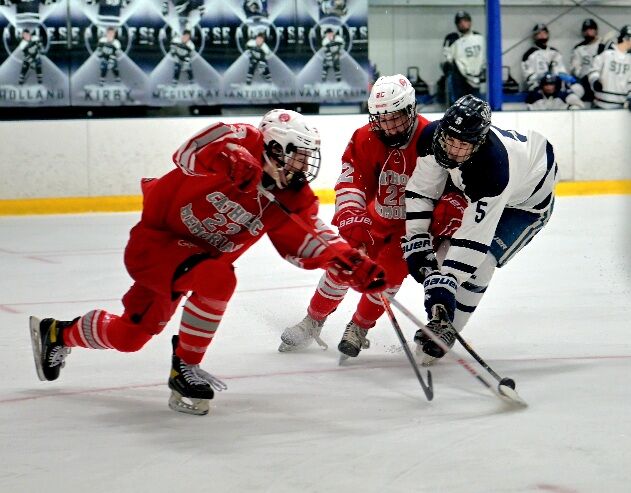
{"left": 337, "top": 321, "right": 370, "bottom": 364}
{"left": 168, "top": 335, "right": 227, "bottom": 416}
{"left": 414, "top": 306, "right": 457, "bottom": 366}
{"left": 29, "top": 316, "right": 73, "bottom": 382}
{"left": 278, "top": 315, "right": 327, "bottom": 352}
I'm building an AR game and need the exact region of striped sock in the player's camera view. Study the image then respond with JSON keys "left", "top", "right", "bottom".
{"left": 63, "top": 310, "right": 116, "bottom": 350}
{"left": 175, "top": 293, "right": 226, "bottom": 365}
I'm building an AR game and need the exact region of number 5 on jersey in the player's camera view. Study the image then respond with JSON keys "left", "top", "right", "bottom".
{"left": 475, "top": 200, "right": 487, "bottom": 223}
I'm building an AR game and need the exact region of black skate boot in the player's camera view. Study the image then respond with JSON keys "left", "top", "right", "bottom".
{"left": 168, "top": 335, "right": 227, "bottom": 416}
{"left": 414, "top": 306, "right": 457, "bottom": 366}
{"left": 337, "top": 321, "right": 370, "bottom": 363}
{"left": 29, "top": 316, "right": 74, "bottom": 381}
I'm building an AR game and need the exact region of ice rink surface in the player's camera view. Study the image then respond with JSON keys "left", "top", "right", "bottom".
{"left": 1, "top": 196, "right": 630, "bottom": 493}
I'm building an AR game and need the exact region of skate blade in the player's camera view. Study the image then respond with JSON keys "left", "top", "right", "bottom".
{"left": 278, "top": 341, "right": 301, "bottom": 353}
{"left": 414, "top": 343, "right": 437, "bottom": 367}
{"left": 29, "top": 316, "right": 47, "bottom": 382}
{"left": 338, "top": 354, "right": 350, "bottom": 366}
{"left": 168, "top": 391, "right": 210, "bottom": 416}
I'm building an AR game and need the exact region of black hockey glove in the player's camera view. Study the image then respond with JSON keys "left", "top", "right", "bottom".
{"left": 401, "top": 233, "right": 438, "bottom": 283}
{"left": 423, "top": 271, "right": 458, "bottom": 322}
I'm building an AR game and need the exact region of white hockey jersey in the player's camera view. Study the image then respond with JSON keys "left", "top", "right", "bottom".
{"left": 443, "top": 31, "right": 486, "bottom": 88}
{"left": 405, "top": 121, "right": 558, "bottom": 285}
{"left": 170, "top": 37, "right": 195, "bottom": 63}
{"left": 588, "top": 45, "right": 631, "bottom": 109}
{"left": 570, "top": 39, "right": 606, "bottom": 79}
{"left": 521, "top": 45, "right": 567, "bottom": 90}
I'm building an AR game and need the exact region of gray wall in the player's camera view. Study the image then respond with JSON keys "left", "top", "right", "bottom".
{"left": 368, "top": 1, "right": 631, "bottom": 93}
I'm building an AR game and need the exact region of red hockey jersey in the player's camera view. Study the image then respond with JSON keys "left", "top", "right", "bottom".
{"left": 123, "top": 122, "right": 347, "bottom": 296}
{"left": 333, "top": 115, "right": 430, "bottom": 238}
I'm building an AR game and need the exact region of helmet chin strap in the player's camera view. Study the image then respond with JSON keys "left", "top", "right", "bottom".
{"left": 262, "top": 152, "right": 290, "bottom": 189}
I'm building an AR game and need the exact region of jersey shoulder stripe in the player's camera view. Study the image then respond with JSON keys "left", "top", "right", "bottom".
{"left": 522, "top": 46, "right": 539, "bottom": 61}
{"left": 415, "top": 120, "right": 438, "bottom": 158}
{"left": 459, "top": 131, "right": 509, "bottom": 202}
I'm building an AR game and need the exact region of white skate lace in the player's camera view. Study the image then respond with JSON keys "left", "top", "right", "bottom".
{"left": 427, "top": 320, "right": 456, "bottom": 347}
{"left": 285, "top": 317, "right": 328, "bottom": 349}
{"left": 308, "top": 321, "right": 328, "bottom": 349}
{"left": 342, "top": 323, "right": 370, "bottom": 350}
{"left": 48, "top": 346, "right": 70, "bottom": 367}
{"left": 182, "top": 364, "right": 228, "bottom": 392}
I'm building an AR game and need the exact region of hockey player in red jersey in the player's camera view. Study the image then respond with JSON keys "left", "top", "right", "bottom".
{"left": 29, "top": 109, "right": 386, "bottom": 415}
{"left": 279, "top": 75, "right": 466, "bottom": 360}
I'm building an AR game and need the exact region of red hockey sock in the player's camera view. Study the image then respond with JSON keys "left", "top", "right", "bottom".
{"left": 175, "top": 293, "right": 226, "bottom": 365}
{"left": 173, "top": 259, "right": 236, "bottom": 365}
{"left": 307, "top": 270, "right": 349, "bottom": 321}
{"left": 63, "top": 309, "right": 154, "bottom": 352}
{"left": 351, "top": 286, "right": 401, "bottom": 330}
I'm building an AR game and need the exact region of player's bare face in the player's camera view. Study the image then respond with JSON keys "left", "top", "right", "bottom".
{"left": 374, "top": 110, "right": 409, "bottom": 137}
{"left": 442, "top": 135, "right": 474, "bottom": 164}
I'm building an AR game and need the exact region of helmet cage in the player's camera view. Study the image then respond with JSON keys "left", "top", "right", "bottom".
{"left": 263, "top": 140, "right": 321, "bottom": 189}
{"left": 259, "top": 109, "right": 321, "bottom": 189}
{"left": 432, "top": 95, "right": 491, "bottom": 170}
{"left": 368, "top": 105, "right": 416, "bottom": 148}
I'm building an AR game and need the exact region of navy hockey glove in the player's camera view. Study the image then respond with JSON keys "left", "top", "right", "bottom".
{"left": 423, "top": 271, "right": 458, "bottom": 322}
{"left": 401, "top": 233, "right": 438, "bottom": 283}
{"left": 557, "top": 72, "right": 577, "bottom": 85}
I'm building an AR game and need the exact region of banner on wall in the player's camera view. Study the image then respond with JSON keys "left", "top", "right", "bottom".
{"left": 0, "top": 0, "right": 369, "bottom": 107}
{"left": 0, "top": 0, "right": 71, "bottom": 106}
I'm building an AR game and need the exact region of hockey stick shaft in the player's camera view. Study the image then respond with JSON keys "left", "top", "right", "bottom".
{"left": 388, "top": 297, "right": 509, "bottom": 400}
{"left": 259, "top": 186, "right": 434, "bottom": 401}
{"left": 453, "top": 332, "right": 503, "bottom": 384}
{"left": 379, "top": 293, "right": 433, "bottom": 400}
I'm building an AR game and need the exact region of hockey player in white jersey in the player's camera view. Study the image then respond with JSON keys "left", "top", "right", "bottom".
{"left": 321, "top": 27, "right": 344, "bottom": 82}
{"left": 403, "top": 95, "right": 558, "bottom": 365}
{"left": 522, "top": 23, "right": 584, "bottom": 99}
{"left": 570, "top": 18, "right": 606, "bottom": 102}
{"left": 587, "top": 25, "right": 631, "bottom": 110}
{"left": 442, "top": 11, "right": 486, "bottom": 104}
{"left": 96, "top": 26, "right": 121, "bottom": 85}
{"left": 170, "top": 29, "right": 195, "bottom": 85}
{"left": 245, "top": 32, "right": 272, "bottom": 85}
{"left": 17, "top": 28, "right": 43, "bottom": 85}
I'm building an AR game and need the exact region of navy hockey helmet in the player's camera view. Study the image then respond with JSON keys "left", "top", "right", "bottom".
{"left": 581, "top": 18, "right": 598, "bottom": 32}
{"left": 618, "top": 25, "right": 631, "bottom": 43}
{"left": 532, "top": 23, "right": 549, "bottom": 38}
{"left": 454, "top": 10, "right": 471, "bottom": 25}
{"left": 540, "top": 72, "right": 561, "bottom": 93}
{"left": 433, "top": 95, "right": 491, "bottom": 169}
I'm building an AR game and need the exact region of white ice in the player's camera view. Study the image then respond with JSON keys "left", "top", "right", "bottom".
{"left": 1, "top": 196, "right": 630, "bottom": 493}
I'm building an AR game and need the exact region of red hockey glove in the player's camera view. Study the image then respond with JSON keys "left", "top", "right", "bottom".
{"left": 217, "top": 143, "right": 263, "bottom": 193}
{"left": 430, "top": 192, "right": 467, "bottom": 242}
{"left": 328, "top": 249, "right": 386, "bottom": 294}
{"left": 332, "top": 208, "right": 374, "bottom": 249}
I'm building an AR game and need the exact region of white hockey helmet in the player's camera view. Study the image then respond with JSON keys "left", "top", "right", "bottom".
{"left": 367, "top": 74, "right": 417, "bottom": 147}
{"left": 259, "top": 109, "right": 322, "bottom": 189}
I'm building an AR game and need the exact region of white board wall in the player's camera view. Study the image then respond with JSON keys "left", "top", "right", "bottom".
{"left": 0, "top": 110, "right": 629, "bottom": 200}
